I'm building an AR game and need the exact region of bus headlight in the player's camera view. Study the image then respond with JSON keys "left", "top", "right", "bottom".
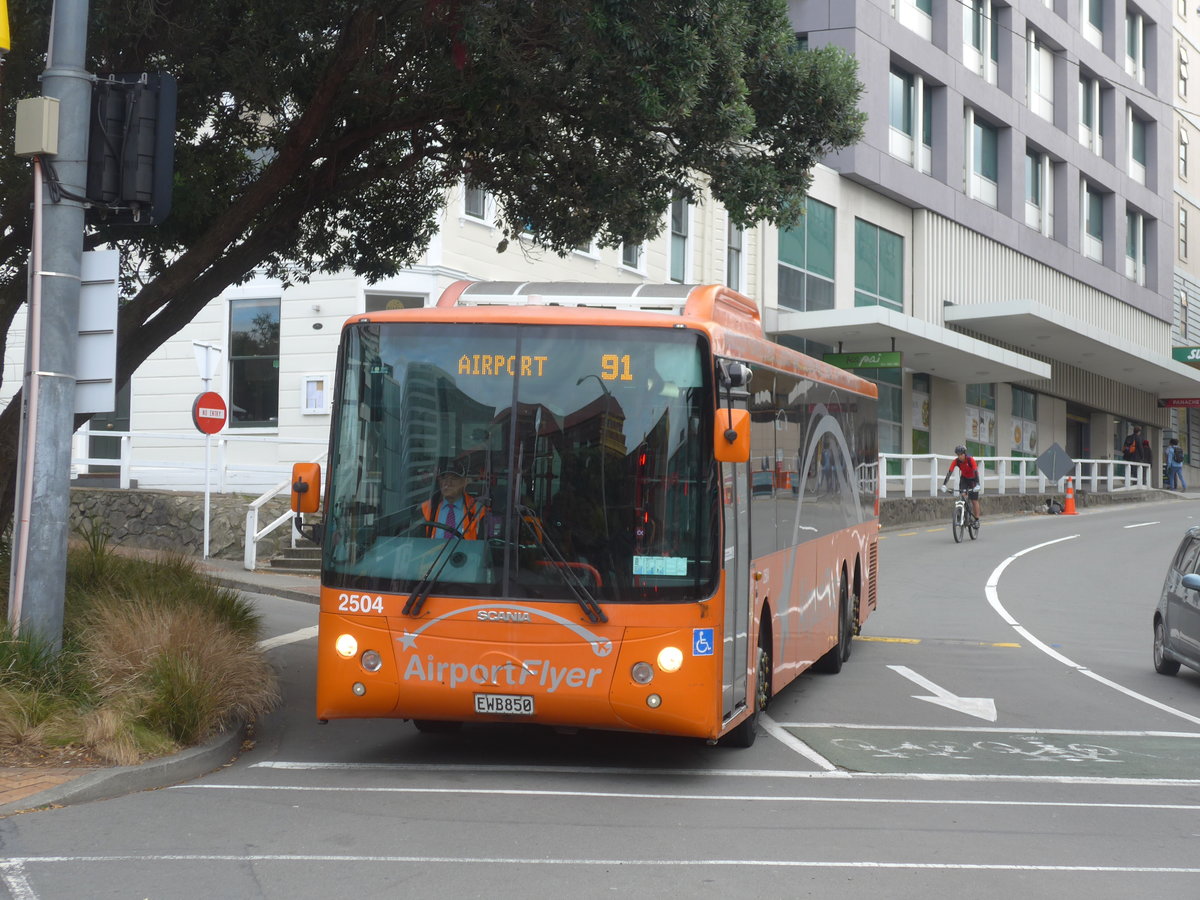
{"left": 361, "top": 650, "right": 383, "bottom": 672}
{"left": 335, "top": 634, "right": 358, "bottom": 658}
{"left": 631, "top": 662, "right": 654, "bottom": 684}
{"left": 656, "top": 646, "right": 683, "bottom": 673}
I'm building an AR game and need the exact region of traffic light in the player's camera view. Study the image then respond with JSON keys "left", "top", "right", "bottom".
{"left": 86, "top": 73, "right": 177, "bottom": 226}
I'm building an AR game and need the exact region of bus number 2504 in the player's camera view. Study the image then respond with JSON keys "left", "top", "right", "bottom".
{"left": 338, "top": 593, "right": 384, "bottom": 613}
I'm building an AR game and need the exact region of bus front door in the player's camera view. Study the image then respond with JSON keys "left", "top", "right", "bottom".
{"left": 721, "top": 457, "right": 751, "bottom": 723}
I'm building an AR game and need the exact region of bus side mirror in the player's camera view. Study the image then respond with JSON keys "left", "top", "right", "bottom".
{"left": 714, "top": 409, "right": 750, "bottom": 463}
{"left": 291, "top": 463, "right": 322, "bottom": 513}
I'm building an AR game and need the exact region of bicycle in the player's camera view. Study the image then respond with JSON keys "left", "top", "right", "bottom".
{"left": 943, "top": 485, "right": 979, "bottom": 543}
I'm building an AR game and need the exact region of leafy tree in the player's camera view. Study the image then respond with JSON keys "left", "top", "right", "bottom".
{"left": 0, "top": 0, "right": 864, "bottom": 526}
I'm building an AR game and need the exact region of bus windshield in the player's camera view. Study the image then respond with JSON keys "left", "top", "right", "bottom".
{"left": 324, "top": 323, "right": 718, "bottom": 604}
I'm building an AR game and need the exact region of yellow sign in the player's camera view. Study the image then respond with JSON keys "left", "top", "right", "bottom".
{"left": 0, "top": 0, "right": 10, "bottom": 54}
{"left": 458, "top": 354, "right": 547, "bottom": 377}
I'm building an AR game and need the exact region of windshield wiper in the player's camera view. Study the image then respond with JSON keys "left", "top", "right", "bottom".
{"left": 402, "top": 496, "right": 492, "bottom": 616}
{"left": 518, "top": 504, "right": 607, "bottom": 624}
{"left": 402, "top": 524, "right": 469, "bottom": 617}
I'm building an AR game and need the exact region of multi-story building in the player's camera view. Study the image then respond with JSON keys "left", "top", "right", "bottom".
{"left": 776, "top": 0, "right": 1200, "bottom": 482}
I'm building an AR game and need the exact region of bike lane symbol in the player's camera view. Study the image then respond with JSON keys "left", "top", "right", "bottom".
{"left": 693, "top": 628, "right": 714, "bottom": 656}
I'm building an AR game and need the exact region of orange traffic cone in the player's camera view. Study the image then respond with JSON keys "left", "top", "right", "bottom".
{"left": 1062, "top": 476, "right": 1078, "bottom": 515}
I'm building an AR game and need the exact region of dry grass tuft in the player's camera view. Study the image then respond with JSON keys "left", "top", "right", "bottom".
{"left": 0, "top": 539, "right": 280, "bottom": 766}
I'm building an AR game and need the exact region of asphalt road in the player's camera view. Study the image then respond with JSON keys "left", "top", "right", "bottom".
{"left": 2, "top": 500, "right": 1200, "bottom": 898}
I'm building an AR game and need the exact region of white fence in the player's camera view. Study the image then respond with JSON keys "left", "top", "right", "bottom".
{"left": 878, "top": 453, "right": 1153, "bottom": 499}
{"left": 71, "top": 430, "right": 328, "bottom": 493}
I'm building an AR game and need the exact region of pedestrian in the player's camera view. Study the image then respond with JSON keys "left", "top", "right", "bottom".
{"left": 1122, "top": 425, "right": 1144, "bottom": 463}
{"left": 1167, "top": 438, "right": 1188, "bottom": 492}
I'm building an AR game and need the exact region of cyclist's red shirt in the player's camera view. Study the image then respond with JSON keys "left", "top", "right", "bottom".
{"left": 949, "top": 455, "right": 979, "bottom": 479}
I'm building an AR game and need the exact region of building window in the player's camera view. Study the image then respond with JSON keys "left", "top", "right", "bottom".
{"left": 1125, "top": 12, "right": 1145, "bottom": 84}
{"left": 1181, "top": 45, "right": 1190, "bottom": 99}
{"left": 463, "top": 181, "right": 487, "bottom": 221}
{"left": 727, "top": 221, "right": 744, "bottom": 291}
{"left": 1126, "top": 210, "right": 1146, "bottom": 286}
{"left": 1083, "top": 0, "right": 1103, "bottom": 48}
{"left": 1181, "top": 207, "right": 1189, "bottom": 260}
{"left": 965, "top": 110, "right": 999, "bottom": 207}
{"left": 1011, "top": 387, "right": 1038, "bottom": 474}
{"left": 1078, "top": 74, "right": 1103, "bottom": 155}
{"left": 777, "top": 198, "right": 835, "bottom": 312}
{"left": 912, "top": 372, "right": 931, "bottom": 455}
{"left": 620, "top": 241, "right": 643, "bottom": 271}
{"left": 851, "top": 366, "right": 903, "bottom": 470}
{"left": 854, "top": 219, "right": 904, "bottom": 312}
{"left": 895, "top": 0, "right": 933, "bottom": 39}
{"left": 365, "top": 293, "right": 423, "bottom": 312}
{"left": 964, "top": 0, "right": 997, "bottom": 83}
{"left": 1082, "top": 182, "right": 1105, "bottom": 262}
{"left": 669, "top": 193, "right": 689, "bottom": 283}
{"left": 1183, "top": 290, "right": 1191, "bottom": 340}
{"left": 889, "top": 68, "right": 933, "bottom": 174}
{"left": 966, "top": 383, "right": 996, "bottom": 466}
{"left": 1025, "top": 148, "right": 1053, "bottom": 236}
{"left": 229, "top": 298, "right": 280, "bottom": 428}
{"left": 1182, "top": 128, "right": 1190, "bottom": 179}
{"left": 1027, "top": 30, "right": 1055, "bottom": 121}
{"left": 1128, "top": 110, "right": 1148, "bottom": 186}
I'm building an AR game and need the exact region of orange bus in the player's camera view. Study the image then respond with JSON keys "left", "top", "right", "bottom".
{"left": 291, "top": 282, "right": 879, "bottom": 746}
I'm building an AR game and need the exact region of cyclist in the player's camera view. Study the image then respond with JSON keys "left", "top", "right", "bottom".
{"left": 943, "top": 444, "right": 981, "bottom": 525}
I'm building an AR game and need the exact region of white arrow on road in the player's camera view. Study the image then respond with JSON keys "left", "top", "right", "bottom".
{"left": 888, "top": 665, "right": 997, "bottom": 722}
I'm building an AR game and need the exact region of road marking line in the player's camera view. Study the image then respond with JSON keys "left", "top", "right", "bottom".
{"left": 760, "top": 714, "right": 839, "bottom": 770}
{"left": 257, "top": 626, "right": 319, "bottom": 651}
{"left": 3, "top": 854, "right": 1199, "bottom": 874}
{"left": 986, "top": 537, "right": 1200, "bottom": 728}
{"left": 925, "top": 527, "right": 946, "bottom": 533}
{"left": 1123, "top": 521, "right": 1160, "bottom": 529}
{"left": 898, "top": 531, "right": 919, "bottom": 536}
{"left": 856, "top": 636, "right": 921, "bottom": 644}
{"left": 170, "top": 783, "right": 1200, "bottom": 810}
{"left": 248, "top": 760, "right": 1200, "bottom": 786}
{"left": 780, "top": 723, "right": 1200, "bottom": 737}
{"left": 0, "top": 862, "right": 37, "bottom": 900}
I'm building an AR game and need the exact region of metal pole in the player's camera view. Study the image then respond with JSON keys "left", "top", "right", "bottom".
{"left": 8, "top": 0, "right": 91, "bottom": 651}
{"left": 204, "top": 435, "right": 212, "bottom": 559}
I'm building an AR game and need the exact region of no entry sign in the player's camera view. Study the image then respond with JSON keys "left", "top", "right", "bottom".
{"left": 192, "top": 391, "right": 228, "bottom": 434}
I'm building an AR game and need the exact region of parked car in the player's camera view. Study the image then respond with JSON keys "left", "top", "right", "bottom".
{"left": 1153, "top": 526, "right": 1200, "bottom": 677}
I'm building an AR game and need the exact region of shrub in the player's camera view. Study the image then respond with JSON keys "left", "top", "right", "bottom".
{"left": 0, "top": 540, "right": 279, "bottom": 764}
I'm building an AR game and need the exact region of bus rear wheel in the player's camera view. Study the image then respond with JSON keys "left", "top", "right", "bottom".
{"left": 721, "top": 630, "right": 771, "bottom": 748}
{"left": 815, "top": 574, "right": 851, "bottom": 674}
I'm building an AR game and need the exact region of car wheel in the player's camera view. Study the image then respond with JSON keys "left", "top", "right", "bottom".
{"left": 1153, "top": 617, "right": 1181, "bottom": 676}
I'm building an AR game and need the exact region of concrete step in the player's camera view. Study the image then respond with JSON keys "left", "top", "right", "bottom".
{"left": 269, "top": 557, "right": 320, "bottom": 572}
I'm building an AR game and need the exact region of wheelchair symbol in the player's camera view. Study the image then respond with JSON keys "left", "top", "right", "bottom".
{"left": 693, "top": 628, "right": 714, "bottom": 657}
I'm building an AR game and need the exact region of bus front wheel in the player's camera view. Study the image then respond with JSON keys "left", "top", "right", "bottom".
{"left": 721, "top": 629, "right": 771, "bottom": 748}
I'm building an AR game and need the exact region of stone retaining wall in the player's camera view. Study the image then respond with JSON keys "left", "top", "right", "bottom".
{"left": 879, "top": 488, "right": 1169, "bottom": 528}
{"left": 70, "top": 488, "right": 292, "bottom": 561}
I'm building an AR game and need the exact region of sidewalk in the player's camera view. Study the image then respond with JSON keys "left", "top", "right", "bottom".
{"left": 0, "top": 558, "right": 319, "bottom": 817}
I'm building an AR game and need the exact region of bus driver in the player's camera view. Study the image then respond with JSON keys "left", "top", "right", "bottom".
{"left": 421, "top": 460, "right": 481, "bottom": 540}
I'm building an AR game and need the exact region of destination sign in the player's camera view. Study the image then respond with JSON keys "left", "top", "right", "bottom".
{"left": 458, "top": 354, "right": 548, "bottom": 377}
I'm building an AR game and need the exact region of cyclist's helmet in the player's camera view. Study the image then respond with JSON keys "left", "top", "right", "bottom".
{"left": 954, "top": 444, "right": 967, "bottom": 455}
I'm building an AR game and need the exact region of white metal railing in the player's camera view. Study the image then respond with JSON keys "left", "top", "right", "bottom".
{"left": 71, "top": 430, "right": 327, "bottom": 492}
{"left": 243, "top": 451, "right": 326, "bottom": 571}
{"left": 878, "top": 453, "right": 1153, "bottom": 499}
